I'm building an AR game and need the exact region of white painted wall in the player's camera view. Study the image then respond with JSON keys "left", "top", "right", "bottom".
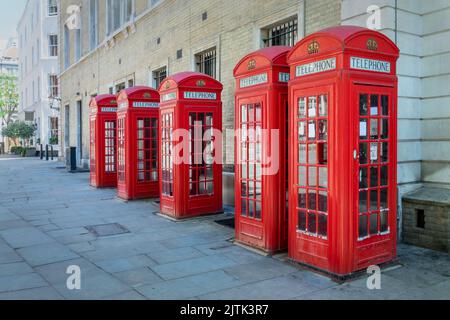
{"left": 17, "top": 0, "right": 60, "bottom": 150}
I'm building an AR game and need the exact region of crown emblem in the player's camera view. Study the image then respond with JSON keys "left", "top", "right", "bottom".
{"left": 197, "top": 80, "right": 206, "bottom": 87}
{"left": 307, "top": 41, "right": 320, "bottom": 54}
{"left": 247, "top": 59, "right": 256, "bottom": 70}
{"left": 367, "top": 39, "right": 378, "bottom": 51}
{"left": 143, "top": 92, "right": 151, "bottom": 98}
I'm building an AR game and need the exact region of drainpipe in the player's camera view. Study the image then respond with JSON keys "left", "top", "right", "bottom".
{"left": 395, "top": 0, "right": 398, "bottom": 45}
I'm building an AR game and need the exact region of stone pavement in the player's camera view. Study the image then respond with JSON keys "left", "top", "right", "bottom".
{"left": 0, "top": 158, "right": 449, "bottom": 300}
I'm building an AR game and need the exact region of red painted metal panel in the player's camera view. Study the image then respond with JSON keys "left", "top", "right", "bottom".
{"left": 116, "top": 87, "right": 160, "bottom": 200}
{"left": 233, "top": 46, "right": 291, "bottom": 253}
{"left": 287, "top": 26, "right": 399, "bottom": 276}
{"left": 158, "top": 72, "right": 223, "bottom": 219}
{"left": 89, "top": 94, "right": 118, "bottom": 188}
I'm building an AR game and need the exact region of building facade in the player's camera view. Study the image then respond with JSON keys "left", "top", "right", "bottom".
{"left": 58, "top": 0, "right": 450, "bottom": 226}
{"left": 17, "top": 0, "right": 60, "bottom": 152}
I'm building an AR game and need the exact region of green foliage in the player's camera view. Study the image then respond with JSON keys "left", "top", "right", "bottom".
{"left": 0, "top": 74, "right": 19, "bottom": 125}
{"left": 1, "top": 121, "right": 36, "bottom": 141}
{"left": 49, "top": 135, "right": 59, "bottom": 145}
{"left": 10, "top": 146, "right": 24, "bottom": 155}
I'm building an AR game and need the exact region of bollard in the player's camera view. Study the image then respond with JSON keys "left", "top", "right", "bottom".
{"left": 45, "top": 145, "right": 49, "bottom": 161}
{"left": 50, "top": 145, "right": 54, "bottom": 161}
{"left": 40, "top": 144, "right": 44, "bottom": 160}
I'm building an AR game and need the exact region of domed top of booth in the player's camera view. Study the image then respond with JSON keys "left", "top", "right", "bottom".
{"left": 287, "top": 25, "right": 399, "bottom": 64}
{"left": 89, "top": 94, "right": 117, "bottom": 109}
{"left": 159, "top": 72, "right": 223, "bottom": 92}
{"left": 117, "top": 86, "right": 160, "bottom": 102}
{"left": 233, "top": 46, "right": 291, "bottom": 77}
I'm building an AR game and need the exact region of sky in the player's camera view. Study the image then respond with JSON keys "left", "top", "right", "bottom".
{"left": 0, "top": 0, "right": 27, "bottom": 53}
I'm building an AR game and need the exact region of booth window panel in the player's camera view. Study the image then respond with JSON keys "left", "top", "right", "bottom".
{"left": 358, "top": 93, "right": 391, "bottom": 240}
{"left": 296, "top": 94, "right": 329, "bottom": 238}
{"left": 189, "top": 112, "right": 215, "bottom": 197}
{"left": 240, "top": 104, "right": 262, "bottom": 220}
{"left": 161, "top": 113, "right": 174, "bottom": 197}
{"left": 90, "top": 119, "right": 96, "bottom": 172}
{"left": 104, "top": 121, "right": 116, "bottom": 173}
{"left": 137, "top": 118, "right": 158, "bottom": 182}
{"left": 117, "top": 117, "right": 126, "bottom": 182}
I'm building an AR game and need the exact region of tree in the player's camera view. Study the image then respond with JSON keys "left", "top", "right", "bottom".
{"left": 0, "top": 74, "right": 19, "bottom": 126}
{"left": 1, "top": 121, "right": 36, "bottom": 146}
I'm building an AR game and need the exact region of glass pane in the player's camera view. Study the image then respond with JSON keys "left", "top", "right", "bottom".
{"left": 298, "top": 189, "right": 307, "bottom": 209}
{"left": 241, "top": 164, "right": 247, "bottom": 179}
{"left": 308, "top": 144, "right": 317, "bottom": 164}
{"left": 298, "top": 211, "right": 306, "bottom": 231}
{"left": 370, "top": 142, "right": 378, "bottom": 164}
{"left": 241, "top": 105, "right": 247, "bottom": 122}
{"left": 318, "top": 120, "right": 327, "bottom": 140}
{"left": 318, "top": 143, "right": 327, "bottom": 165}
{"left": 380, "top": 166, "right": 388, "bottom": 186}
{"left": 370, "top": 95, "right": 379, "bottom": 116}
{"left": 381, "top": 119, "right": 389, "bottom": 139}
{"left": 359, "top": 191, "right": 368, "bottom": 213}
{"left": 360, "top": 119, "right": 368, "bottom": 139}
{"left": 360, "top": 94, "right": 368, "bottom": 115}
{"left": 370, "top": 119, "right": 378, "bottom": 139}
{"left": 318, "top": 167, "right": 328, "bottom": 188}
{"left": 308, "top": 213, "right": 317, "bottom": 234}
{"left": 255, "top": 201, "right": 261, "bottom": 219}
{"left": 359, "top": 143, "right": 368, "bottom": 164}
{"left": 298, "top": 122, "right": 306, "bottom": 141}
{"left": 298, "top": 166, "right": 306, "bottom": 186}
{"left": 308, "top": 190, "right": 317, "bottom": 210}
{"left": 298, "top": 98, "right": 306, "bottom": 118}
{"left": 308, "top": 167, "right": 317, "bottom": 187}
{"left": 241, "top": 199, "right": 247, "bottom": 216}
{"left": 308, "top": 97, "right": 317, "bottom": 118}
{"left": 319, "top": 95, "right": 328, "bottom": 116}
{"left": 381, "top": 142, "right": 388, "bottom": 163}
{"left": 359, "top": 215, "right": 368, "bottom": 238}
{"left": 380, "top": 188, "right": 388, "bottom": 210}
{"left": 255, "top": 105, "right": 262, "bottom": 122}
{"left": 308, "top": 121, "right": 316, "bottom": 140}
{"left": 318, "top": 214, "right": 327, "bottom": 237}
{"left": 380, "top": 211, "right": 389, "bottom": 233}
{"left": 381, "top": 95, "right": 389, "bottom": 116}
{"left": 241, "top": 181, "right": 247, "bottom": 197}
{"left": 359, "top": 167, "right": 368, "bottom": 189}
{"left": 249, "top": 201, "right": 255, "bottom": 218}
{"left": 298, "top": 144, "right": 307, "bottom": 164}
{"left": 370, "top": 167, "right": 378, "bottom": 187}
{"left": 370, "top": 214, "right": 378, "bottom": 235}
{"left": 370, "top": 189, "right": 378, "bottom": 211}
{"left": 318, "top": 191, "right": 327, "bottom": 213}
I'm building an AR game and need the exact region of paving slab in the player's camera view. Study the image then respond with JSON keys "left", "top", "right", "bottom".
{"left": 0, "top": 227, "right": 55, "bottom": 248}
{"left": 114, "top": 267, "right": 163, "bottom": 288}
{"left": 0, "top": 273, "right": 48, "bottom": 293}
{"left": 0, "top": 286, "right": 63, "bottom": 300}
{"left": 95, "top": 255, "right": 157, "bottom": 273}
{"left": 17, "top": 242, "right": 80, "bottom": 267}
{"left": 0, "top": 262, "right": 34, "bottom": 277}
{"left": 147, "top": 247, "right": 205, "bottom": 265}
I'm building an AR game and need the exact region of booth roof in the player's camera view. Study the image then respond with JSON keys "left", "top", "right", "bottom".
{"left": 159, "top": 71, "right": 223, "bottom": 90}
{"left": 120, "top": 86, "right": 160, "bottom": 100}
{"left": 90, "top": 94, "right": 117, "bottom": 107}
{"left": 233, "top": 46, "right": 291, "bottom": 76}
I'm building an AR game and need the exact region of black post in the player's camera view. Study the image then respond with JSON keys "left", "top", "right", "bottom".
{"left": 45, "top": 144, "right": 49, "bottom": 161}
{"left": 40, "top": 144, "right": 43, "bottom": 160}
{"left": 50, "top": 145, "right": 54, "bottom": 161}
{"left": 70, "top": 147, "right": 77, "bottom": 171}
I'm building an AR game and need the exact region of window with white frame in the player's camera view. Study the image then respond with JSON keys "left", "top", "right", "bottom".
{"left": 195, "top": 48, "right": 216, "bottom": 79}
{"left": 50, "top": 117, "right": 59, "bottom": 145}
{"left": 48, "top": 74, "right": 58, "bottom": 98}
{"left": 48, "top": 0, "right": 58, "bottom": 16}
{"left": 89, "top": 0, "right": 99, "bottom": 50}
{"left": 262, "top": 17, "right": 298, "bottom": 48}
{"left": 107, "top": 0, "right": 134, "bottom": 36}
{"left": 64, "top": 25, "right": 70, "bottom": 68}
{"left": 75, "top": 28, "right": 82, "bottom": 61}
{"left": 49, "top": 34, "right": 58, "bottom": 57}
{"left": 152, "top": 66, "right": 167, "bottom": 89}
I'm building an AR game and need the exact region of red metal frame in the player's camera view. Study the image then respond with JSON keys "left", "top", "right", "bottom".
{"left": 158, "top": 72, "right": 223, "bottom": 219}
{"left": 89, "top": 94, "right": 118, "bottom": 188}
{"left": 233, "top": 47, "right": 290, "bottom": 253}
{"left": 287, "top": 26, "right": 399, "bottom": 276}
{"left": 116, "top": 86, "right": 160, "bottom": 200}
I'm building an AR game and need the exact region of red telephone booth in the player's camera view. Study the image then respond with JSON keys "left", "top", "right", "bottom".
{"left": 158, "top": 72, "right": 223, "bottom": 219}
{"left": 287, "top": 26, "right": 399, "bottom": 276}
{"left": 233, "top": 47, "right": 290, "bottom": 253}
{"left": 89, "top": 94, "right": 118, "bottom": 188}
{"left": 116, "top": 86, "right": 160, "bottom": 200}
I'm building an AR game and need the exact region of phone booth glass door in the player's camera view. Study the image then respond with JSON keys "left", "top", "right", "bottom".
{"left": 356, "top": 87, "right": 393, "bottom": 240}
{"left": 295, "top": 92, "right": 329, "bottom": 238}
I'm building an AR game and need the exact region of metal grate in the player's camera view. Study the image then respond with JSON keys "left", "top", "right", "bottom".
{"left": 196, "top": 48, "right": 216, "bottom": 79}
{"left": 85, "top": 223, "right": 130, "bottom": 237}
{"left": 263, "top": 18, "right": 298, "bottom": 47}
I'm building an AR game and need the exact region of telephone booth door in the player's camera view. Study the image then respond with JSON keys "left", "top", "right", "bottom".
{"left": 287, "top": 26, "right": 399, "bottom": 276}
{"left": 158, "top": 72, "right": 223, "bottom": 219}
{"left": 116, "top": 86, "right": 160, "bottom": 200}
{"left": 233, "top": 47, "right": 290, "bottom": 253}
{"left": 89, "top": 94, "right": 118, "bottom": 188}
